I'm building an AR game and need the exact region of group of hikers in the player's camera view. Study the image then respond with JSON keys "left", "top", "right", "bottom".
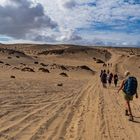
{"left": 103, "top": 63, "right": 112, "bottom": 67}
{"left": 100, "top": 70, "right": 138, "bottom": 121}
{"left": 100, "top": 69, "right": 118, "bottom": 88}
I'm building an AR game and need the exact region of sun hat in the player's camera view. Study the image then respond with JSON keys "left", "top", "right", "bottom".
{"left": 124, "top": 71, "right": 130, "bottom": 77}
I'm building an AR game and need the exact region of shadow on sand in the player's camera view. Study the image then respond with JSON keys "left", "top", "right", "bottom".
{"left": 133, "top": 116, "right": 140, "bottom": 119}
{"left": 131, "top": 116, "right": 140, "bottom": 123}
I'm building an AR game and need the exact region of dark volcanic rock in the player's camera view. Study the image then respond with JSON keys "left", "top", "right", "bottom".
{"left": 78, "top": 65, "right": 95, "bottom": 74}
{"left": 11, "top": 75, "right": 15, "bottom": 79}
{"left": 20, "top": 63, "right": 26, "bottom": 66}
{"left": 8, "top": 56, "right": 12, "bottom": 59}
{"left": 21, "top": 67, "right": 35, "bottom": 72}
{"left": 96, "top": 59, "right": 104, "bottom": 63}
{"left": 16, "top": 56, "right": 20, "bottom": 58}
{"left": 57, "top": 83, "right": 63, "bottom": 86}
{"left": 39, "top": 68, "right": 50, "bottom": 73}
{"left": 5, "top": 63, "right": 10, "bottom": 66}
{"left": 13, "top": 67, "right": 20, "bottom": 70}
{"left": 60, "top": 65, "right": 68, "bottom": 71}
{"left": 38, "top": 49, "right": 64, "bottom": 55}
{"left": 60, "top": 72, "right": 68, "bottom": 77}
{"left": 0, "top": 61, "right": 4, "bottom": 64}
{"left": 40, "top": 63, "right": 48, "bottom": 67}
{"left": 34, "top": 61, "right": 39, "bottom": 64}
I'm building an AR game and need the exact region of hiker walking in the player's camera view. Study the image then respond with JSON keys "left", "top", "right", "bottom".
{"left": 101, "top": 70, "right": 107, "bottom": 88}
{"left": 107, "top": 69, "right": 110, "bottom": 74}
{"left": 106, "top": 70, "right": 110, "bottom": 84}
{"left": 117, "top": 71, "right": 138, "bottom": 121}
{"left": 108, "top": 72, "right": 113, "bottom": 86}
{"left": 114, "top": 73, "right": 118, "bottom": 87}
{"left": 103, "top": 63, "right": 107, "bottom": 67}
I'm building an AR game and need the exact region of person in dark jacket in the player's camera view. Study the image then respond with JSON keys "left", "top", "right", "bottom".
{"left": 114, "top": 73, "right": 118, "bottom": 87}
{"left": 108, "top": 73, "right": 113, "bottom": 86}
{"left": 101, "top": 70, "right": 107, "bottom": 88}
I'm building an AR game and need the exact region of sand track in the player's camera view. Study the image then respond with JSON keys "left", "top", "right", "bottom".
{"left": 0, "top": 46, "right": 140, "bottom": 140}
{"left": 0, "top": 77, "right": 140, "bottom": 140}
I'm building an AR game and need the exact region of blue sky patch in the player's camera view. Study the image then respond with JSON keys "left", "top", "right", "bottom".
{"left": 0, "top": 0, "right": 140, "bottom": 46}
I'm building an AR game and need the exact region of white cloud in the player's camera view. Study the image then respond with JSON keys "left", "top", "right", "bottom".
{"left": 0, "top": 0, "right": 140, "bottom": 46}
{"left": 81, "top": 31, "right": 140, "bottom": 46}
{"left": 0, "top": 0, "right": 57, "bottom": 39}
{"left": 34, "top": 0, "right": 93, "bottom": 42}
{"left": 59, "top": 0, "right": 77, "bottom": 9}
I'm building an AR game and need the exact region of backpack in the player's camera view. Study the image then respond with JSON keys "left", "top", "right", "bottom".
{"left": 101, "top": 73, "right": 107, "bottom": 83}
{"left": 114, "top": 75, "right": 118, "bottom": 80}
{"left": 123, "top": 77, "right": 138, "bottom": 96}
{"left": 109, "top": 74, "right": 113, "bottom": 80}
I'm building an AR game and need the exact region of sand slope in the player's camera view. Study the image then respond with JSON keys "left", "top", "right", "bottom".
{"left": 0, "top": 45, "right": 140, "bottom": 140}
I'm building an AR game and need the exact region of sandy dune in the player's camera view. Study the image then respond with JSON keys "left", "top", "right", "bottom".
{"left": 0, "top": 44, "right": 140, "bottom": 140}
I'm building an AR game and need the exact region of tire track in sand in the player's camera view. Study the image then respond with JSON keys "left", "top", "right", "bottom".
{"left": 29, "top": 80, "right": 94, "bottom": 140}
{"left": 63, "top": 76, "right": 100, "bottom": 140}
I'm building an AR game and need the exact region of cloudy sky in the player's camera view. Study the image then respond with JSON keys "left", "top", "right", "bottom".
{"left": 0, "top": 0, "right": 140, "bottom": 46}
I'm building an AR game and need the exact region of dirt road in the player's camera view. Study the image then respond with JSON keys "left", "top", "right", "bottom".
{"left": 0, "top": 48, "right": 140, "bottom": 140}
